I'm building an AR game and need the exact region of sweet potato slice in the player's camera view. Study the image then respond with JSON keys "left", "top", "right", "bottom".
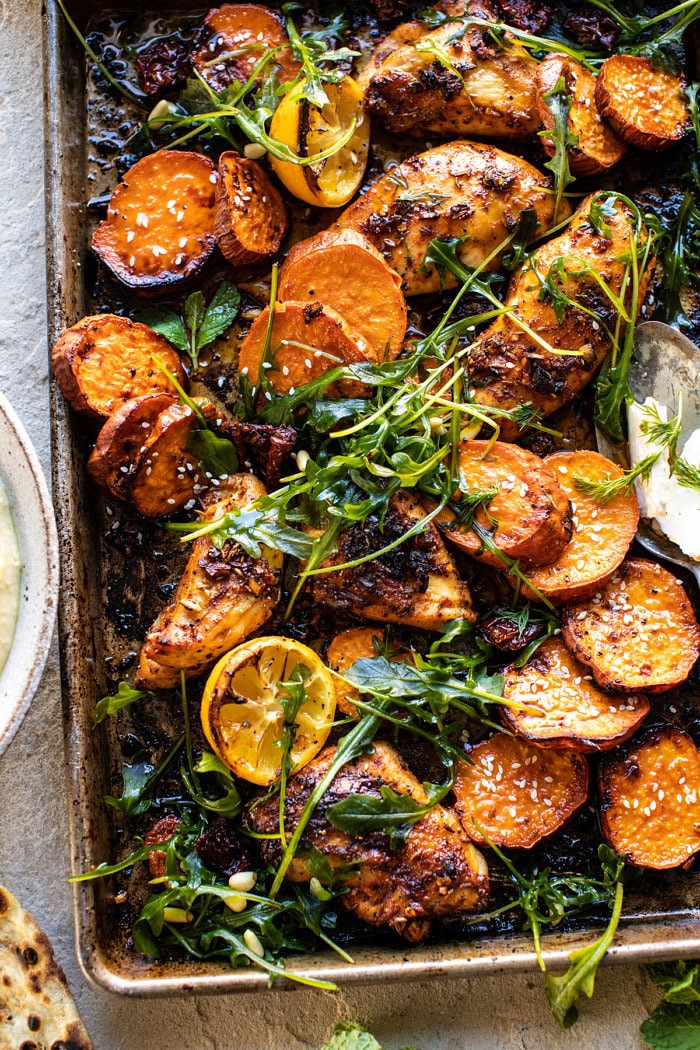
{"left": 521, "top": 450, "right": 639, "bottom": 604}
{"left": 191, "top": 4, "right": 300, "bottom": 93}
{"left": 562, "top": 559, "right": 700, "bottom": 694}
{"left": 594, "top": 54, "right": 690, "bottom": 151}
{"left": 215, "top": 152, "right": 288, "bottom": 266}
{"left": 51, "top": 314, "right": 187, "bottom": 421}
{"left": 326, "top": 627, "right": 412, "bottom": 717}
{"left": 537, "top": 53, "right": 626, "bottom": 175}
{"left": 278, "top": 229, "right": 407, "bottom": 361}
{"left": 502, "top": 636, "right": 649, "bottom": 752}
{"left": 599, "top": 726, "right": 700, "bottom": 869}
{"left": 441, "top": 440, "right": 572, "bottom": 569}
{"left": 87, "top": 392, "right": 178, "bottom": 501}
{"left": 92, "top": 150, "right": 217, "bottom": 295}
{"left": 237, "top": 301, "right": 376, "bottom": 399}
{"left": 129, "top": 402, "right": 206, "bottom": 517}
{"left": 453, "top": 732, "right": 590, "bottom": 849}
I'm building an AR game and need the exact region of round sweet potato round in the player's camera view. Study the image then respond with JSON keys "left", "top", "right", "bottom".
{"left": 92, "top": 150, "right": 218, "bottom": 294}
{"left": 215, "top": 152, "right": 288, "bottom": 266}
{"left": 453, "top": 732, "right": 590, "bottom": 849}
{"left": 561, "top": 558, "right": 700, "bottom": 693}
{"left": 129, "top": 402, "right": 206, "bottom": 517}
{"left": 238, "top": 300, "right": 376, "bottom": 399}
{"left": 191, "top": 4, "right": 300, "bottom": 93}
{"left": 502, "top": 636, "right": 649, "bottom": 751}
{"left": 51, "top": 314, "right": 187, "bottom": 420}
{"left": 87, "top": 392, "right": 178, "bottom": 501}
{"left": 443, "top": 440, "right": 572, "bottom": 568}
{"left": 599, "top": 726, "right": 700, "bottom": 869}
{"left": 537, "top": 53, "right": 627, "bottom": 175}
{"left": 522, "top": 450, "right": 639, "bottom": 604}
{"left": 278, "top": 229, "right": 407, "bottom": 361}
{"left": 594, "top": 54, "right": 690, "bottom": 151}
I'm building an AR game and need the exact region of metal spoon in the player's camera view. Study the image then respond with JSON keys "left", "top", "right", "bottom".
{"left": 595, "top": 320, "right": 700, "bottom": 588}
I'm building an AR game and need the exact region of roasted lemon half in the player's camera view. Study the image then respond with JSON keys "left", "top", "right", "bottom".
{"left": 201, "top": 636, "right": 336, "bottom": 786}
{"left": 269, "top": 76, "right": 369, "bottom": 208}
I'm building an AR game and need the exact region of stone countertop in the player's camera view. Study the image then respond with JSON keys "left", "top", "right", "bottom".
{"left": 0, "top": 1, "right": 657, "bottom": 1045}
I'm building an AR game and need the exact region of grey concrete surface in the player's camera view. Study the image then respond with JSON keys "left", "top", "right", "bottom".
{"left": 0, "top": 0, "right": 658, "bottom": 1046}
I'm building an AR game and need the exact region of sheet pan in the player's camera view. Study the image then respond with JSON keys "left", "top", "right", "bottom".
{"left": 43, "top": 0, "right": 700, "bottom": 995}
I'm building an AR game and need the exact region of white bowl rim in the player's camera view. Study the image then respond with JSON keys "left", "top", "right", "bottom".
{"left": 0, "top": 389, "right": 59, "bottom": 759}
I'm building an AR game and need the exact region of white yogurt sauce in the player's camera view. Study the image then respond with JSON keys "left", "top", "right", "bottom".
{"left": 0, "top": 478, "right": 21, "bottom": 674}
{"left": 628, "top": 397, "right": 700, "bottom": 560}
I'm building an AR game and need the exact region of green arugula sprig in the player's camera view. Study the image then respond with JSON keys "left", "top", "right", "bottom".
{"left": 283, "top": 5, "right": 359, "bottom": 108}
{"left": 539, "top": 76, "right": 577, "bottom": 225}
{"left": 104, "top": 736, "right": 184, "bottom": 817}
{"left": 327, "top": 773, "right": 454, "bottom": 850}
{"left": 93, "top": 681, "right": 152, "bottom": 727}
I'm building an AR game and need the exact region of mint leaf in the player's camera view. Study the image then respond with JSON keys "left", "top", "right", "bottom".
{"left": 197, "top": 281, "right": 240, "bottom": 350}
{"left": 641, "top": 1001, "right": 700, "bottom": 1049}
{"left": 187, "top": 428, "right": 239, "bottom": 478}
{"left": 135, "top": 307, "right": 189, "bottom": 355}
{"left": 321, "top": 1021, "right": 382, "bottom": 1050}
{"left": 93, "top": 681, "right": 151, "bottom": 727}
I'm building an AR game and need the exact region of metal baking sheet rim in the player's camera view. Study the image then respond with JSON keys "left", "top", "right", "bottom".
{"left": 42, "top": 0, "right": 700, "bottom": 996}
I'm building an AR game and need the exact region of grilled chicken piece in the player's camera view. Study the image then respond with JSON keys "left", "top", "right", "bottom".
{"left": 336, "top": 141, "right": 564, "bottom": 296}
{"left": 468, "top": 195, "right": 654, "bottom": 439}
{"left": 136, "top": 474, "right": 282, "bottom": 690}
{"left": 308, "top": 491, "right": 475, "bottom": 631}
{"left": 365, "top": 18, "right": 538, "bottom": 140}
{"left": 248, "top": 740, "right": 489, "bottom": 940}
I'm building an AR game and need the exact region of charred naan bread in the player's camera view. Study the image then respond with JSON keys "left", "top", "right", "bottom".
{"left": 0, "top": 885, "right": 93, "bottom": 1050}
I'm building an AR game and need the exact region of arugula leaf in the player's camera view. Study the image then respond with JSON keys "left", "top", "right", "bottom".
{"left": 503, "top": 208, "right": 541, "bottom": 272}
{"left": 135, "top": 307, "right": 189, "bottom": 355}
{"left": 104, "top": 759, "right": 154, "bottom": 817}
{"left": 321, "top": 1022, "right": 383, "bottom": 1050}
{"left": 640, "top": 1000, "right": 700, "bottom": 1050}
{"left": 545, "top": 880, "right": 624, "bottom": 1030}
{"left": 283, "top": 5, "right": 358, "bottom": 108}
{"left": 327, "top": 777, "right": 452, "bottom": 850}
{"left": 104, "top": 737, "right": 184, "bottom": 817}
{"left": 169, "top": 503, "right": 313, "bottom": 560}
{"left": 197, "top": 281, "right": 241, "bottom": 349}
{"left": 539, "top": 76, "right": 577, "bottom": 223}
{"left": 180, "top": 751, "right": 242, "bottom": 819}
{"left": 589, "top": 196, "right": 618, "bottom": 240}
{"left": 93, "top": 681, "right": 151, "bottom": 727}
{"left": 648, "top": 962, "right": 700, "bottom": 1005}
{"left": 187, "top": 428, "right": 239, "bottom": 478}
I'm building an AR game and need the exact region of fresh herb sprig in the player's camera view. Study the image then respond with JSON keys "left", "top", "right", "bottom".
{"left": 137, "top": 282, "right": 240, "bottom": 374}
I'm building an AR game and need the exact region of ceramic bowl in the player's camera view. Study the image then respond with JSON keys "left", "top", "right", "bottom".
{"left": 0, "top": 390, "right": 59, "bottom": 758}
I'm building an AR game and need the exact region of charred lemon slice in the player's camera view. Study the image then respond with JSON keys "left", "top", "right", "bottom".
{"left": 269, "top": 76, "right": 369, "bottom": 208}
{"left": 201, "top": 636, "right": 336, "bottom": 786}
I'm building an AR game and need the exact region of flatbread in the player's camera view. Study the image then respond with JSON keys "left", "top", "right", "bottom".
{"left": 0, "top": 885, "right": 93, "bottom": 1050}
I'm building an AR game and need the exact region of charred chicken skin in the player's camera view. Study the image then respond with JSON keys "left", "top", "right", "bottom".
{"left": 137, "top": 474, "right": 282, "bottom": 690}
{"left": 248, "top": 740, "right": 489, "bottom": 941}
